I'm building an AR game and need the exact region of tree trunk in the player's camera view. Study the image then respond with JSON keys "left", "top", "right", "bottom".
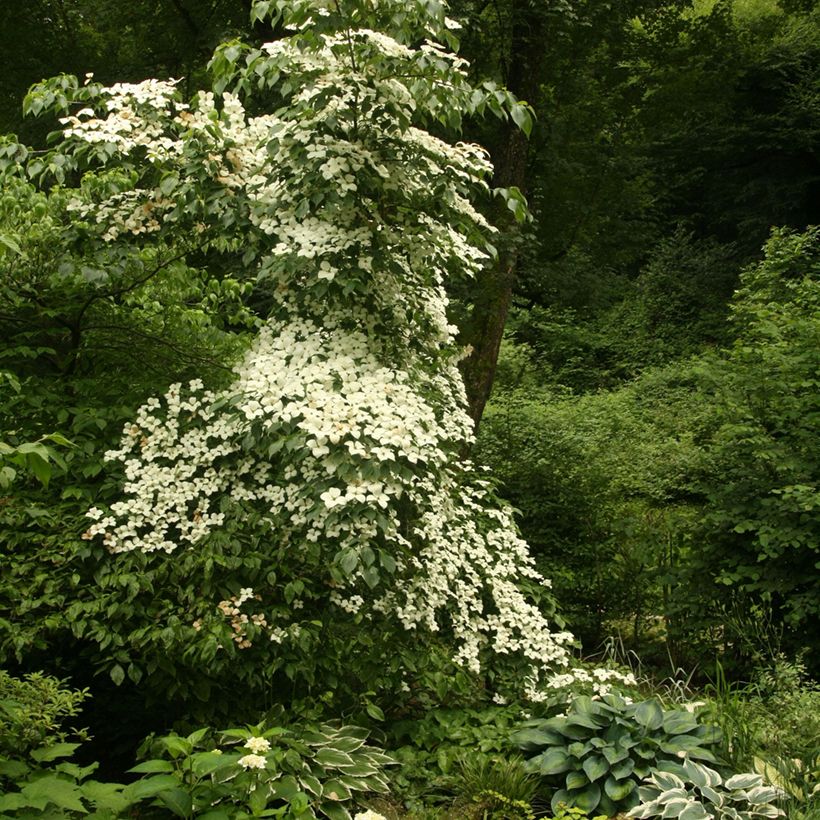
{"left": 460, "top": 0, "right": 548, "bottom": 430}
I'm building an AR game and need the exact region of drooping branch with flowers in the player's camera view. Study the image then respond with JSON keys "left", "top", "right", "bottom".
{"left": 27, "top": 0, "right": 625, "bottom": 701}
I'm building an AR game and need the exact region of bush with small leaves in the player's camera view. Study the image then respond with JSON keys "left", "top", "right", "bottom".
{"left": 551, "top": 803, "right": 608, "bottom": 820}
{"left": 0, "top": 670, "right": 88, "bottom": 758}
{"left": 627, "top": 758, "right": 785, "bottom": 819}
{"left": 129, "top": 721, "right": 396, "bottom": 819}
{"left": 512, "top": 694, "right": 722, "bottom": 816}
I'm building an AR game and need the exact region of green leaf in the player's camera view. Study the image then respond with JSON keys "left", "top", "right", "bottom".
{"left": 31, "top": 743, "right": 81, "bottom": 762}
{"left": 604, "top": 774, "right": 635, "bottom": 801}
{"left": 109, "top": 664, "right": 125, "bottom": 686}
{"left": 0, "top": 759, "right": 29, "bottom": 778}
{"left": 662, "top": 711, "right": 700, "bottom": 735}
{"left": 319, "top": 802, "right": 352, "bottom": 820}
{"left": 510, "top": 102, "right": 533, "bottom": 137}
{"left": 582, "top": 755, "right": 609, "bottom": 782}
{"left": 611, "top": 758, "right": 635, "bottom": 780}
{"left": 572, "top": 782, "right": 602, "bottom": 813}
{"left": 537, "top": 748, "right": 573, "bottom": 775}
{"left": 321, "top": 779, "right": 351, "bottom": 802}
{"left": 159, "top": 787, "right": 193, "bottom": 818}
{"left": 725, "top": 773, "right": 763, "bottom": 790}
{"left": 602, "top": 745, "right": 629, "bottom": 766}
{"left": 678, "top": 803, "right": 712, "bottom": 820}
{"left": 512, "top": 726, "right": 564, "bottom": 749}
{"left": 314, "top": 747, "right": 354, "bottom": 767}
{"left": 365, "top": 702, "right": 385, "bottom": 721}
{"left": 127, "top": 760, "right": 175, "bottom": 774}
{"left": 634, "top": 700, "right": 664, "bottom": 731}
{"left": 192, "top": 751, "right": 230, "bottom": 777}
{"left": 745, "top": 785, "right": 779, "bottom": 804}
{"left": 125, "top": 774, "right": 182, "bottom": 800}
{"left": 80, "top": 780, "right": 131, "bottom": 812}
{"left": 566, "top": 770, "right": 588, "bottom": 790}
{"left": 22, "top": 775, "right": 86, "bottom": 812}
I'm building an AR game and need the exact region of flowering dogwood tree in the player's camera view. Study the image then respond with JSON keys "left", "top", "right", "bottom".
{"left": 26, "top": 0, "right": 615, "bottom": 703}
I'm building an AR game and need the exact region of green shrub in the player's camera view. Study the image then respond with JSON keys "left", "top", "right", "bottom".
{"left": 452, "top": 753, "right": 538, "bottom": 819}
{"left": 130, "top": 720, "right": 396, "bottom": 819}
{"left": 513, "top": 694, "right": 722, "bottom": 816}
{"left": 0, "top": 670, "right": 88, "bottom": 757}
{"left": 0, "top": 741, "right": 134, "bottom": 818}
{"left": 386, "top": 703, "right": 525, "bottom": 807}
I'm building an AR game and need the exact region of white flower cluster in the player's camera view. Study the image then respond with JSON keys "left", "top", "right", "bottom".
{"left": 237, "top": 753, "right": 266, "bottom": 770}
{"left": 75, "top": 0, "right": 630, "bottom": 699}
{"left": 244, "top": 736, "right": 271, "bottom": 754}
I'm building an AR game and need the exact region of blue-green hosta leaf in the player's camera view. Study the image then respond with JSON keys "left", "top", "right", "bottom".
{"left": 566, "top": 770, "right": 589, "bottom": 790}
{"left": 603, "top": 745, "right": 630, "bottom": 766}
{"left": 662, "top": 711, "right": 700, "bottom": 735}
{"left": 572, "top": 782, "right": 602, "bottom": 813}
{"left": 551, "top": 788, "right": 572, "bottom": 814}
{"left": 571, "top": 695, "right": 597, "bottom": 715}
{"left": 611, "top": 758, "right": 636, "bottom": 779}
{"left": 582, "top": 755, "right": 609, "bottom": 783}
{"left": 512, "top": 726, "right": 564, "bottom": 750}
{"left": 567, "top": 713, "right": 604, "bottom": 731}
{"left": 685, "top": 747, "right": 717, "bottom": 763}
{"left": 604, "top": 774, "right": 635, "bottom": 801}
{"left": 568, "top": 741, "right": 590, "bottom": 758}
{"left": 634, "top": 700, "right": 664, "bottom": 731}
{"left": 660, "top": 734, "right": 709, "bottom": 754}
{"left": 538, "top": 748, "right": 573, "bottom": 775}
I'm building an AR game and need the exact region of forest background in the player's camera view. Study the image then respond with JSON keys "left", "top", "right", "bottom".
{"left": 0, "top": 0, "right": 818, "bottom": 817}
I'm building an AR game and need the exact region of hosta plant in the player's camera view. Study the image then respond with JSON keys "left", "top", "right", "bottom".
{"left": 512, "top": 694, "right": 722, "bottom": 816}
{"left": 130, "top": 721, "right": 396, "bottom": 819}
{"left": 627, "top": 759, "right": 785, "bottom": 819}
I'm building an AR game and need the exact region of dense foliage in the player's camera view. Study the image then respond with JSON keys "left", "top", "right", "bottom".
{"left": 0, "top": 0, "right": 818, "bottom": 818}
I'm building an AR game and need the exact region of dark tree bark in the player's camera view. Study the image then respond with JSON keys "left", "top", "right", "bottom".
{"left": 459, "top": 0, "right": 549, "bottom": 430}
